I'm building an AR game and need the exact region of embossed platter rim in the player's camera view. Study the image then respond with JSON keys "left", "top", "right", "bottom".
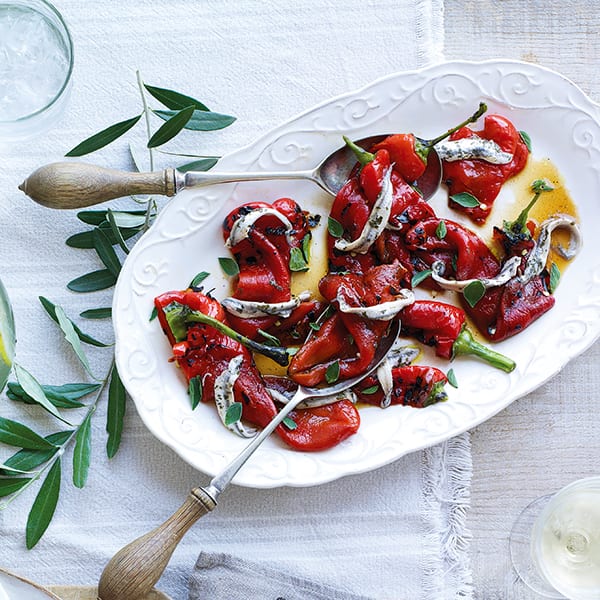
{"left": 113, "top": 60, "right": 600, "bottom": 488}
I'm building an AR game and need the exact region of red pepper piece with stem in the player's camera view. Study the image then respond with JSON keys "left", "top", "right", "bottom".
{"left": 443, "top": 114, "right": 530, "bottom": 224}
{"left": 400, "top": 300, "right": 516, "bottom": 372}
{"left": 223, "top": 198, "right": 313, "bottom": 303}
{"left": 354, "top": 365, "right": 448, "bottom": 408}
{"left": 154, "top": 290, "right": 280, "bottom": 429}
{"left": 264, "top": 376, "right": 360, "bottom": 451}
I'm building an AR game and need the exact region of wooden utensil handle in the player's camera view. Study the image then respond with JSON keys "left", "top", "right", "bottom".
{"left": 18, "top": 162, "right": 178, "bottom": 209}
{"left": 97, "top": 487, "right": 216, "bottom": 600}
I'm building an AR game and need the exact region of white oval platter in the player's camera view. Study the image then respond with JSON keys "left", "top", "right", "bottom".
{"left": 113, "top": 60, "right": 600, "bottom": 488}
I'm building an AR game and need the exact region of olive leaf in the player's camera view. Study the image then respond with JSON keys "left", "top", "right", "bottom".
{"left": 67, "top": 269, "right": 117, "bottom": 293}
{"left": 147, "top": 105, "right": 195, "bottom": 148}
{"left": 106, "top": 365, "right": 126, "bottom": 459}
{"left": 92, "top": 228, "right": 122, "bottom": 278}
{"left": 66, "top": 226, "right": 139, "bottom": 250}
{"left": 13, "top": 363, "right": 68, "bottom": 423}
{"left": 80, "top": 308, "right": 112, "bottom": 320}
{"left": 177, "top": 158, "right": 218, "bottom": 173}
{"left": 26, "top": 459, "right": 61, "bottom": 549}
{"left": 39, "top": 297, "right": 109, "bottom": 347}
{"left": 143, "top": 84, "right": 210, "bottom": 111}
{"left": 7, "top": 381, "right": 99, "bottom": 409}
{"left": 65, "top": 115, "right": 142, "bottom": 157}
{"left": 0, "top": 417, "right": 57, "bottom": 450}
{"left": 154, "top": 109, "right": 235, "bottom": 131}
{"left": 1, "top": 431, "right": 71, "bottom": 475}
{"left": 106, "top": 209, "right": 131, "bottom": 255}
{"left": 54, "top": 305, "right": 95, "bottom": 379}
{"left": 77, "top": 210, "right": 147, "bottom": 228}
{"left": 0, "top": 478, "right": 32, "bottom": 498}
{"left": 73, "top": 413, "right": 92, "bottom": 489}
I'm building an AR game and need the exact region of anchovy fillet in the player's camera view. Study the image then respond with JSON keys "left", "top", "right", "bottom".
{"left": 336, "top": 288, "right": 415, "bottom": 321}
{"left": 267, "top": 386, "right": 357, "bottom": 409}
{"left": 431, "top": 256, "right": 521, "bottom": 291}
{"left": 213, "top": 355, "right": 256, "bottom": 438}
{"left": 334, "top": 166, "right": 393, "bottom": 254}
{"left": 376, "top": 339, "right": 421, "bottom": 409}
{"left": 225, "top": 207, "right": 293, "bottom": 248}
{"left": 434, "top": 137, "right": 513, "bottom": 165}
{"left": 521, "top": 215, "right": 582, "bottom": 282}
{"left": 222, "top": 290, "right": 312, "bottom": 318}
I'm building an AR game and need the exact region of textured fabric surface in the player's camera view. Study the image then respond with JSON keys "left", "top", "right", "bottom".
{"left": 0, "top": 2, "right": 474, "bottom": 599}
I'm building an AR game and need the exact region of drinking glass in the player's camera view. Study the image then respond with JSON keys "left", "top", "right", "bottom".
{"left": 0, "top": 277, "right": 15, "bottom": 393}
{"left": 0, "top": 0, "right": 73, "bottom": 142}
{"left": 510, "top": 477, "right": 600, "bottom": 599}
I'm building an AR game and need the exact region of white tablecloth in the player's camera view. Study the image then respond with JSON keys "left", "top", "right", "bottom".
{"left": 0, "top": 2, "right": 477, "bottom": 599}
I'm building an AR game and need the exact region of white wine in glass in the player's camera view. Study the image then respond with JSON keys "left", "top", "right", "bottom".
{"left": 510, "top": 477, "right": 600, "bottom": 600}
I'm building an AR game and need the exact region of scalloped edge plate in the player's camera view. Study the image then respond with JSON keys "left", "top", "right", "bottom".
{"left": 113, "top": 60, "right": 600, "bottom": 488}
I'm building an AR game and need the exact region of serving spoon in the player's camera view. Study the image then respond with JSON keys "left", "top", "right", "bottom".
{"left": 18, "top": 136, "right": 442, "bottom": 209}
{"left": 97, "top": 319, "right": 400, "bottom": 600}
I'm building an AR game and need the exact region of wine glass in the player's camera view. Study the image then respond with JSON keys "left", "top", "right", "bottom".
{"left": 509, "top": 476, "right": 600, "bottom": 599}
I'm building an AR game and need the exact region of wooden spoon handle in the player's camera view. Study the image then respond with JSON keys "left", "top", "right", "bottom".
{"left": 97, "top": 487, "right": 216, "bottom": 600}
{"left": 18, "top": 162, "right": 178, "bottom": 209}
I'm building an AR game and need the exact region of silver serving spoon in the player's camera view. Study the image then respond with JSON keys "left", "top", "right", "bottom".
{"left": 18, "top": 137, "right": 442, "bottom": 209}
{"left": 97, "top": 319, "right": 400, "bottom": 600}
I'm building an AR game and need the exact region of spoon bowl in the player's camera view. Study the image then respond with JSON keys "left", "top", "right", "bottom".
{"left": 96, "top": 319, "right": 400, "bottom": 600}
{"left": 19, "top": 135, "right": 442, "bottom": 210}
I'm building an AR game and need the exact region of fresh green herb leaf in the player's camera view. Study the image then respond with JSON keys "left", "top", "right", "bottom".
{"left": 549, "top": 262, "right": 561, "bottom": 293}
{"left": 92, "top": 228, "right": 121, "bottom": 277}
{"left": 219, "top": 257, "right": 240, "bottom": 277}
{"left": 519, "top": 130, "right": 532, "bottom": 152}
{"left": 325, "top": 361, "right": 340, "bottom": 384}
{"left": 224, "top": 402, "right": 243, "bottom": 426}
{"left": 451, "top": 192, "right": 480, "bottom": 208}
{"left": 435, "top": 220, "right": 447, "bottom": 240}
{"left": 143, "top": 84, "right": 210, "bottom": 111}
{"left": 360, "top": 384, "right": 379, "bottom": 395}
{"left": 447, "top": 368, "right": 458, "bottom": 388}
{"left": 149, "top": 306, "right": 158, "bottom": 321}
{"left": 257, "top": 329, "right": 281, "bottom": 347}
{"left": 411, "top": 269, "right": 432, "bottom": 288}
{"left": 309, "top": 322, "right": 321, "bottom": 331}
{"left": 154, "top": 109, "right": 235, "bottom": 131}
{"left": 189, "top": 271, "right": 210, "bottom": 289}
{"left": 67, "top": 269, "right": 117, "bottom": 293}
{"left": 463, "top": 280, "right": 486, "bottom": 307}
{"left": 13, "top": 363, "right": 66, "bottom": 423}
{"left": 54, "top": 305, "right": 95, "bottom": 379}
{"left": 289, "top": 247, "right": 309, "bottom": 272}
{"left": 177, "top": 158, "right": 218, "bottom": 173}
{"left": 80, "top": 307, "right": 112, "bottom": 320}
{"left": 147, "top": 105, "right": 195, "bottom": 148}
{"left": 0, "top": 417, "right": 57, "bottom": 450}
{"left": 39, "top": 297, "right": 109, "bottom": 347}
{"left": 65, "top": 115, "right": 142, "bottom": 157}
{"left": 188, "top": 376, "right": 203, "bottom": 410}
{"left": 301, "top": 233, "right": 311, "bottom": 264}
{"left": 282, "top": 417, "right": 297, "bottom": 430}
{"left": 7, "top": 382, "right": 99, "bottom": 408}
{"left": 0, "top": 478, "right": 32, "bottom": 497}
{"left": 73, "top": 413, "right": 92, "bottom": 488}
{"left": 327, "top": 216, "right": 344, "bottom": 238}
{"left": 26, "top": 459, "right": 61, "bottom": 549}
{"left": 1, "top": 432, "right": 71, "bottom": 475}
{"left": 106, "top": 364, "right": 126, "bottom": 459}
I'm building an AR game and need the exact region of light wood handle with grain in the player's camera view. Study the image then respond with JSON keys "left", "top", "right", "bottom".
{"left": 97, "top": 487, "right": 216, "bottom": 600}
{"left": 18, "top": 162, "right": 178, "bottom": 209}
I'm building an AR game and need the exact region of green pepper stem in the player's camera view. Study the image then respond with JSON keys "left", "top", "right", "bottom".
{"left": 186, "top": 312, "right": 290, "bottom": 366}
{"left": 452, "top": 325, "right": 516, "bottom": 373}
{"left": 427, "top": 102, "right": 488, "bottom": 147}
{"left": 343, "top": 135, "right": 375, "bottom": 166}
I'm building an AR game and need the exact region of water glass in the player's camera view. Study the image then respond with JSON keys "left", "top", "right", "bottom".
{"left": 0, "top": 0, "right": 73, "bottom": 142}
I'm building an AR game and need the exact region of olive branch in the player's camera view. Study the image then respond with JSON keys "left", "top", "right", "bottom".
{"left": 0, "top": 72, "right": 235, "bottom": 548}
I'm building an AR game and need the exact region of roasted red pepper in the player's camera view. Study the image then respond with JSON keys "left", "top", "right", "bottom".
{"left": 355, "top": 365, "right": 448, "bottom": 408}
{"left": 443, "top": 114, "right": 529, "bottom": 223}
{"left": 400, "top": 300, "right": 515, "bottom": 372}
{"left": 223, "top": 198, "right": 313, "bottom": 302}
